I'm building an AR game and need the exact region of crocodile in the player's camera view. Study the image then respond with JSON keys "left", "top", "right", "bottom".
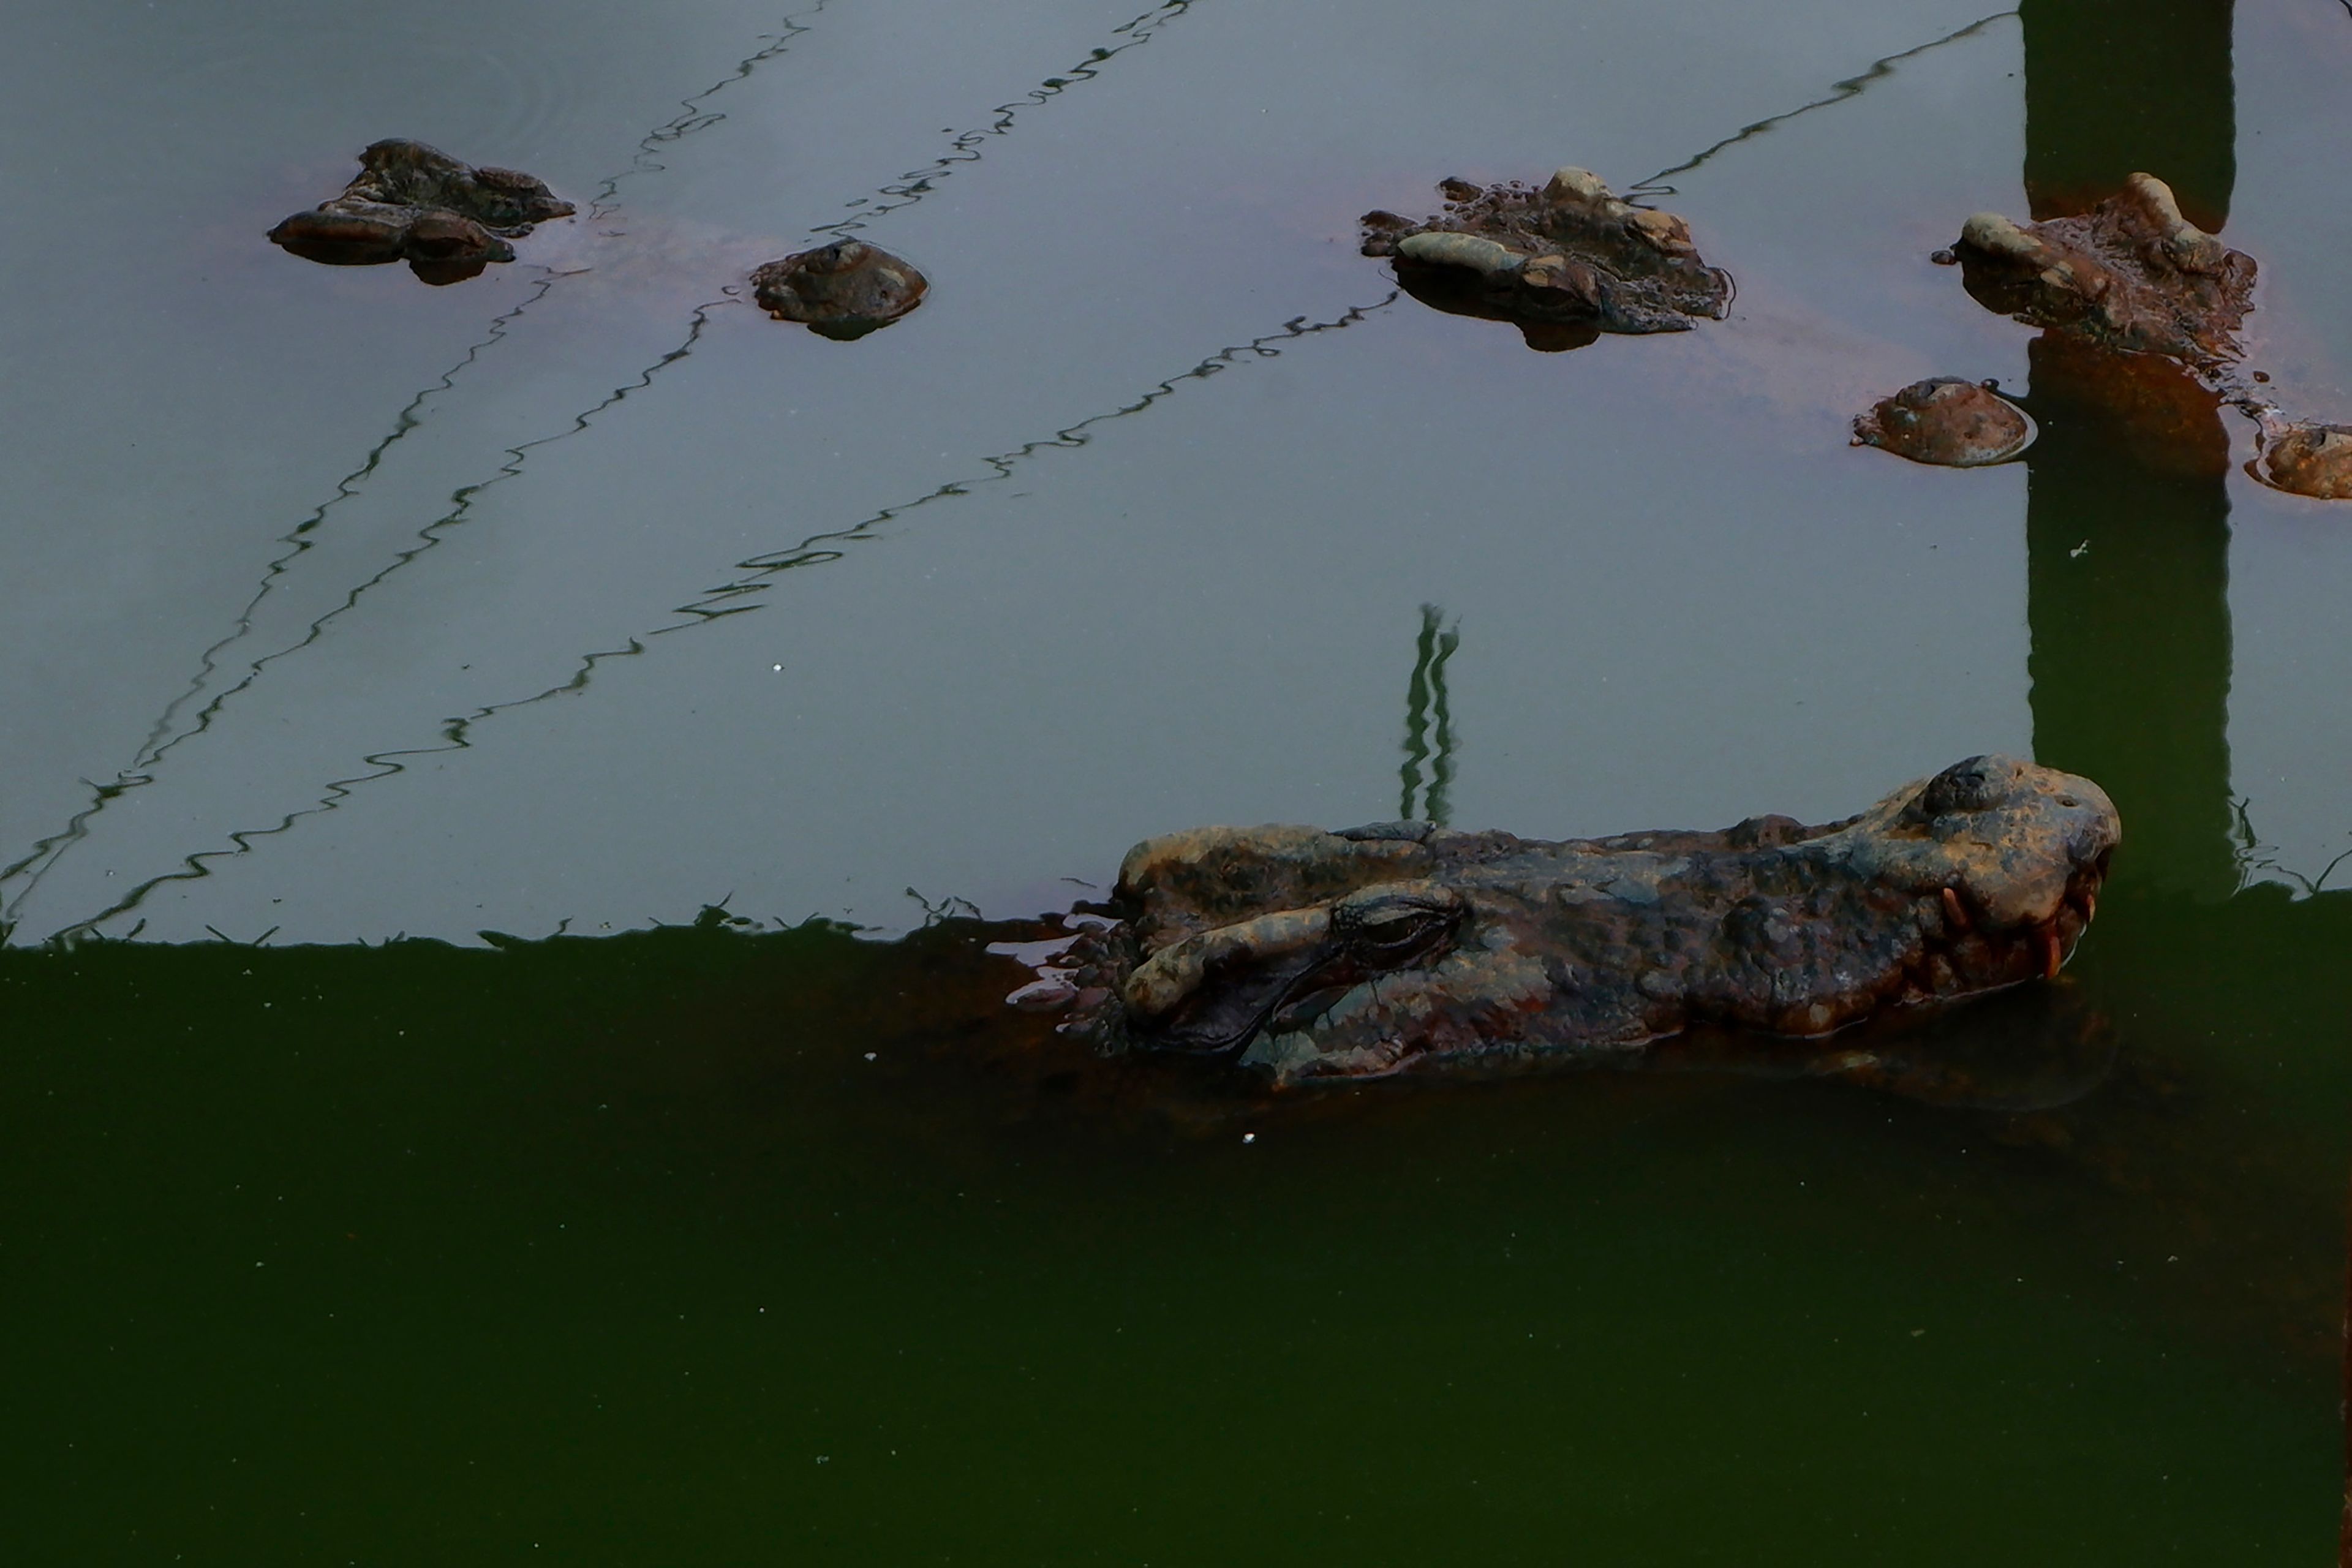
{"left": 750, "top": 239, "right": 930, "bottom": 339}
{"left": 267, "top": 139, "right": 575, "bottom": 285}
{"left": 1033, "top": 756, "right": 2117, "bottom": 1086}
{"left": 1924, "top": 171, "right": 2352, "bottom": 499}
{"left": 1853, "top": 377, "right": 2036, "bottom": 467}
{"left": 1360, "top": 167, "right": 1732, "bottom": 351}
{"left": 1947, "top": 172, "right": 2255, "bottom": 368}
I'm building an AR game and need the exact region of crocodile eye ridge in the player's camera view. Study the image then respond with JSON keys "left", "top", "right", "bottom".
{"left": 1918, "top": 755, "right": 2008, "bottom": 817}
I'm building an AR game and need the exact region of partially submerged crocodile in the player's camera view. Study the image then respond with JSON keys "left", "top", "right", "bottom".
{"left": 268, "top": 139, "right": 576, "bottom": 285}
{"left": 1360, "top": 168, "right": 1732, "bottom": 351}
{"left": 1034, "top": 756, "right": 2117, "bottom": 1085}
{"left": 1890, "top": 170, "right": 2352, "bottom": 496}
{"left": 1949, "top": 173, "right": 2255, "bottom": 366}
{"left": 1853, "top": 377, "right": 2036, "bottom": 467}
{"left": 751, "top": 239, "right": 930, "bottom": 339}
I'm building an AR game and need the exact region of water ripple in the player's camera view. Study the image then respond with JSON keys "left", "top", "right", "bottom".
{"left": 39, "top": 293, "right": 1398, "bottom": 941}
{"left": 0, "top": 8, "right": 834, "bottom": 922}
{"left": 1627, "top": 10, "right": 2018, "bottom": 198}
{"left": 2, "top": 0, "right": 1213, "bottom": 931}
{"left": 812, "top": 1, "right": 1194, "bottom": 241}
{"left": 586, "top": 0, "right": 832, "bottom": 217}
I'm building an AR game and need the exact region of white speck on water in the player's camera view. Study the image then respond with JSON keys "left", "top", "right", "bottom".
{"left": 1242, "top": 1133, "right": 1256, "bottom": 1144}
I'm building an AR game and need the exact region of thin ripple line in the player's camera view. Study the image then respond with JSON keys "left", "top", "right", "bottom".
{"left": 1, "top": 7, "right": 835, "bottom": 917}
{"left": 813, "top": 0, "right": 1193, "bottom": 240}
{"left": 1627, "top": 10, "right": 2018, "bottom": 197}
{"left": 4, "top": 0, "right": 1200, "bottom": 926}
{"left": 148, "top": 3, "right": 832, "bottom": 777}
{"left": 41, "top": 294, "right": 1398, "bottom": 941}
{"left": 585, "top": 1, "right": 832, "bottom": 217}
{"left": 0, "top": 303, "right": 727, "bottom": 927}
{"left": 661, "top": 296, "right": 1396, "bottom": 625}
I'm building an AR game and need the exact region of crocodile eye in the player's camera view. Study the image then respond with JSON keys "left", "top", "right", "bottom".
{"left": 1918, "top": 756, "right": 2007, "bottom": 816}
{"left": 1353, "top": 910, "right": 1441, "bottom": 953}
{"left": 1331, "top": 886, "right": 1463, "bottom": 964}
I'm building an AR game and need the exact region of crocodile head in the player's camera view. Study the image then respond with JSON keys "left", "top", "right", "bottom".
{"left": 1048, "top": 756, "right": 2119, "bottom": 1085}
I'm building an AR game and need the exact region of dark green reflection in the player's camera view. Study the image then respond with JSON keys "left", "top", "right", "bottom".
{"left": 1398, "top": 603, "right": 1460, "bottom": 825}
{"left": 2021, "top": 0, "right": 2234, "bottom": 227}
{"left": 4, "top": 914, "right": 2342, "bottom": 1562}
{"left": 2019, "top": 0, "right": 2238, "bottom": 900}
{"left": 2021, "top": 342, "right": 2237, "bottom": 898}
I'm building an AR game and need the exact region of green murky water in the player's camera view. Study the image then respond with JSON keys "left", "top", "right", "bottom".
{"left": 5, "top": 0, "right": 2350, "bottom": 1559}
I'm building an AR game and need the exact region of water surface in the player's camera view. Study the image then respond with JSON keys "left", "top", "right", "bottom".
{"left": 4, "top": 0, "right": 2350, "bottom": 1559}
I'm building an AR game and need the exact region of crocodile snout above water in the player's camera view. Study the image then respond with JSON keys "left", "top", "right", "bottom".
{"left": 1044, "top": 757, "right": 2118, "bottom": 1085}
{"left": 268, "top": 138, "right": 575, "bottom": 285}
{"left": 1361, "top": 167, "right": 1732, "bottom": 350}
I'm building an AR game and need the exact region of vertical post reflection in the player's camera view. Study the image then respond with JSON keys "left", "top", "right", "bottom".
{"left": 2019, "top": 0, "right": 2239, "bottom": 899}
{"left": 1398, "top": 605, "right": 1460, "bottom": 826}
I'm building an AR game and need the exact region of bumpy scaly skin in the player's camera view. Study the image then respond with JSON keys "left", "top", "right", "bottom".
{"left": 1950, "top": 173, "right": 2253, "bottom": 367}
{"left": 267, "top": 140, "right": 574, "bottom": 283}
{"left": 1853, "top": 378, "right": 2035, "bottom": 468}
{"left": 750, "top": 240, "right": 930, "bottom": 340}
{"left": 1943, "top": 173, "right": 2352, "bottom": 502}
{"left": 1049, "top": 757, "right": 2118, "bottom": 1086}
{"left": 1360, "top": 167, "right": 1732, "bottom": 342}
{"left": 2250, "top": 414, "right": 2352, "bottom": 500}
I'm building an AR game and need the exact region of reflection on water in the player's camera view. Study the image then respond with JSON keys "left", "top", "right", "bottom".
{"left": 811, "top": 0, "right": 1194, "bottom": 241}
{"left": 1398, "top": 603, "right": 1460, "bottom": 824}
{"left": 2012, "top": 0, "right": 2234, "bottom": 903}
{"left": 5, "top": 886, "right": 2348, "bottom": 1558}
{"left": 0, "top": 5, "right": 840, "bottom": 918}
{"left": 2232, "top": 799, "right": 2352, "bottom": 898}
{"left": 0, "top": 0, "right": 1205, "bottom": 938}
{"left": 1629, "top": 8, "right": 2019, "bottom": 197}
{"left": 26, "top": 292, "right": 1398, "bottom": 941}
{"left": 2020, "top": 0, "right": 2234, "bottom": 227}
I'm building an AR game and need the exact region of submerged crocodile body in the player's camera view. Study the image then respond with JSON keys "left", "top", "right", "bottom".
{"left": 1044, "top": 757, "right": 2117, "bottom": 1085}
